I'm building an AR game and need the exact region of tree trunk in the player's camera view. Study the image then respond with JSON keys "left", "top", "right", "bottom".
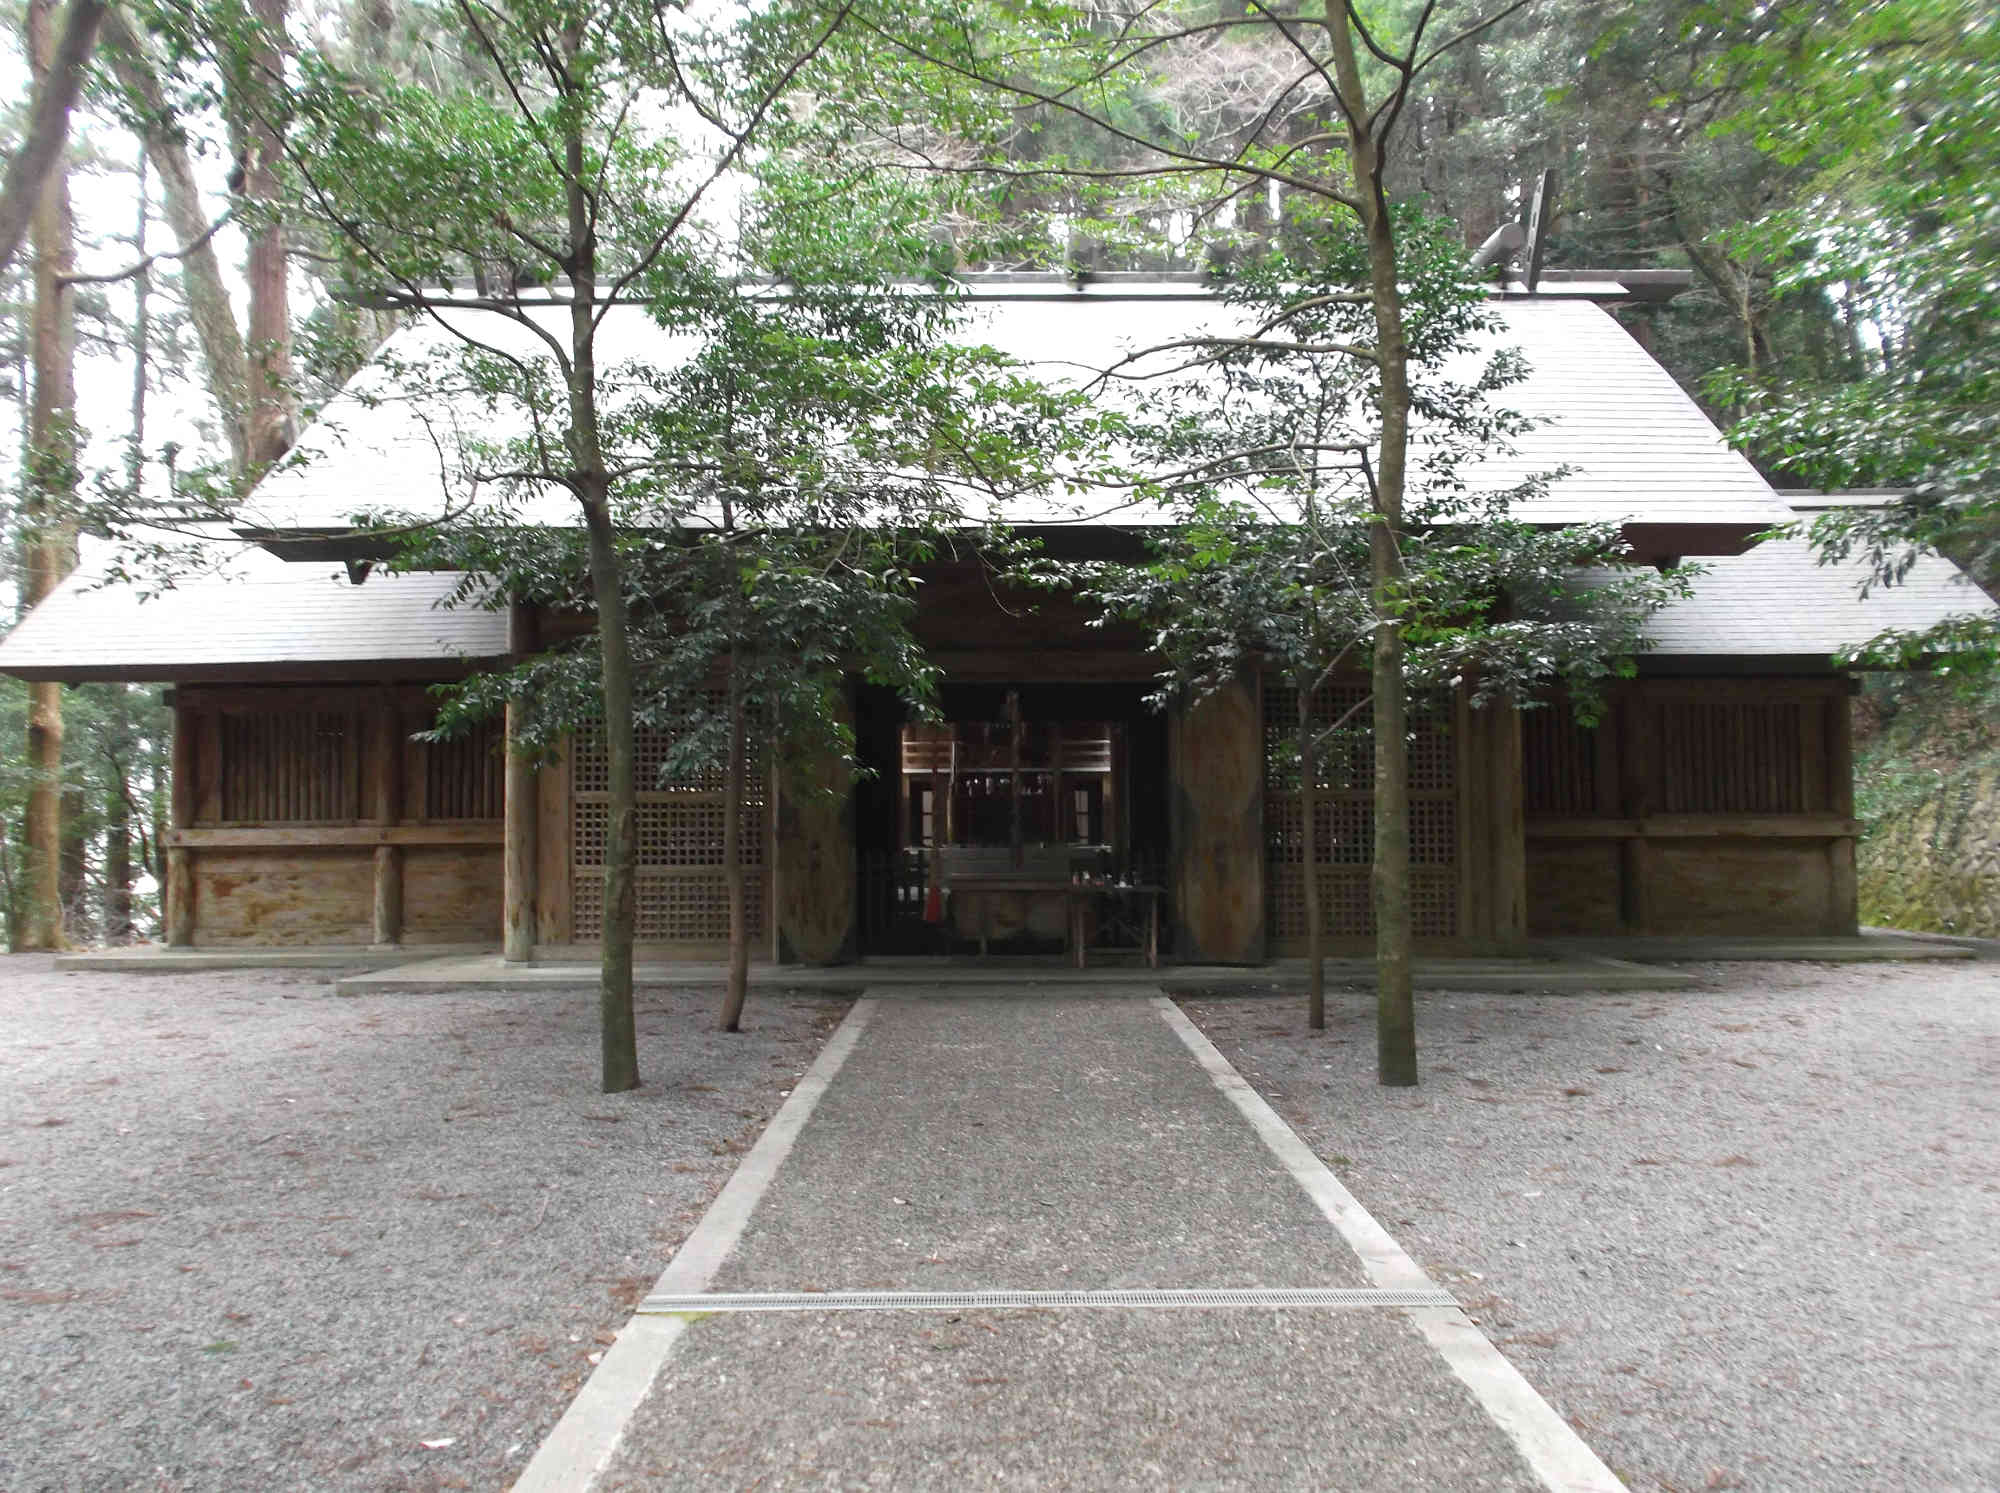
{"left": 101, "top": 4, "right": 252, "bottom": 478}
{"left": 563, "top": 27, "right": 638, "bottom": 1094}
{"left": 19, "top": 0, "right": 79, "bottom": 953}
{"left": 239, "top": 0, "right": 295, "bottom": 467}
{"left": 1329, "top": 7, "right": 1416, "bottom": 1086}
{"left": 719, "top": 661, "right": 751, "bottom": 1032}
{"left": 1299, "top": 691, "right": 1324, "bottom": 1030}
{"left": 0, "top": 0, "right": 102, "bottom": 280}
{"left": 129, "top": 150, "right": 149, "bottom": 496}
{"left": 105, "top": 762, "right": 134, "bottom": 943}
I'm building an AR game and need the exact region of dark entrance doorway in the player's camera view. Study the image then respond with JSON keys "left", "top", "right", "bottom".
{"left": 855, "top": 680, "right": 1169, "bottom": 957}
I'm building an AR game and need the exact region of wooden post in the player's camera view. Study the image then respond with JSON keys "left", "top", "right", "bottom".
{"left": 1617, "top": 683, "right": 1653, "bottom": 933}
{"left": 371, "top": 844, "right": 403, "bottom": 947}
{"left": 367, "top": 694, "right": 402, "bottom": 947}
{"left": 1825, "top": 689, "right": 1859, "bottom": 935}
{"left": 1170, "top": 673, "right": 1263, "bottom": 963}
{"left": 1487, "top": 698, "right": 1527, "bottom": 946}
{"left": 503, "top": 601, "right": 540, "bottom": 961}
{"left": 166, "top": 699, "right": 196, "bottom": 947}
{"left": 775, "top": 685, "right": 856, "bottom": 965}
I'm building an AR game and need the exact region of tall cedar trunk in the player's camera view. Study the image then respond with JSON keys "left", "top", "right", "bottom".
{"left": 1328, "top": 9, "right": 1416, "bottom": 1085}
{"left": 565, "top": 24, "right": 638, "bottom": 1093}
{"left": 59, "top": 785, "right": 86, "bottom": 939}
{"left": 105, "top": 759, "right": 134, "bottom": 943}
{"left": 718, "top": 662, "right": 751, "bottom": 1032}
{"left": 130, "top": 151, "right": 149, "bottom": 495}
{"left": 0, "top": 0, "right": 102, "bottom": 279}
{"left": 20, "top": 0, "right": 78, "bottom": 952}
{"left": 1299, "top": 689, "right": 1324, "bottom": 1029}
{"left": 102, "top": 5, "right": 253, "bottom": 477}
{"left": 240, "top": 0, "right": 295, "bottom": 467}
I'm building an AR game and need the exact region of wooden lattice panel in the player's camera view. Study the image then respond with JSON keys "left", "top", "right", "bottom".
{"left": 569, "top": 703, "right": 768, "bottom": 944}
{"left": 1522, "top": 704, "right": 1600, "bottom": 816}
{"left": 1656, "top": 702, "right": 1805, "bottom": 814}
{"left": 220, "top": 711, "right": 360, "bottom": 823}
{"left": 1262, "top": 680, "right": 1458, "bottom": 940}
{"left": 422, "top": 718, "right": 503, "bottom": 820}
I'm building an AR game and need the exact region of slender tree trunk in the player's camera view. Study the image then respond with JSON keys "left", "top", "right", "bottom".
{"left": 1328, "top": 8, "right": 1416, "bottom": 1086}
{"left": 105, "top": 761, "right": 134, "bottom": 943}
{"left": 1299, "top": 691, "right": 1324, "bottom": 1029}
{"left": 0, "top": 0, "right": 102, "bottom": 280}
{"left": 101, "top": 4, "right": 252, "bottom": 478}
{"left": 20, "top": 0, "right": 79, "bottom": 953}
{"left": 130, "top": 152, "right": 148, "bottom": 494}
{"left": 239, "top": 0, "right": 295, "bottom": 467}
{"left": 563, "top": 24, "right": 638, "bottom": 1093}
{"left": 719, "top": 661, "right": 751, "bottom": 1032}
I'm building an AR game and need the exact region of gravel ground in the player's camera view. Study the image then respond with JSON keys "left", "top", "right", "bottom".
{"left": 0, "top": 955, "right": 846, "bottom": 1492}
{"left": 1182, "top": 962, "right": 1999, "bottom": 1493}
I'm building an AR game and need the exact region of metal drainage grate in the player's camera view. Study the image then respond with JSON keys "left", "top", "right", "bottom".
{"left": 639, "top": 1287, "right": 1457, "bottom": 1315}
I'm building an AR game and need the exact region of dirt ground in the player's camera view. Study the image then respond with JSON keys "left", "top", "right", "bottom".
{"left": 0, "top": 957, "right": 846, "bottom": 1493}
{"left": 1184, "top": 959, "right": 1999, "bottom": 1492}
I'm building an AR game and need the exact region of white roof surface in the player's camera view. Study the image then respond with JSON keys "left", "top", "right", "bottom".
{"left": 1638, "top": 538, "right": 1997, "bottom": 658}
{"left": 0, "top": 549, "right": 508, "bottom": 679}
{"left": 239, "top": 289, "right": 1794, "bottom": 538}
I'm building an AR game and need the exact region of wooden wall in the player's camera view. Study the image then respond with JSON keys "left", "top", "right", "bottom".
{"left": 1523, "top": 678, "right": 1858, "bottom": 938}
{"left": 167, "top": 685, "right": 504, "bottom": 948}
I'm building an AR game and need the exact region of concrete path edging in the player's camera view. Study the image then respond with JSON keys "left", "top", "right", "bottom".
{"left": 1153, "top": 996, "right": 1628, "bottom": 1493}
{"left": 509, "top": 998, "right": 878, "bottom": 1493}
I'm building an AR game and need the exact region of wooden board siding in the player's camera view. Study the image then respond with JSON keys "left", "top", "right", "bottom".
{"left": 172, "top": 684, "right": 504, "bottom": 948}
{"left": 1524, "top": 678, "right": 1858, "bottom": 937}
{"left": 1172, "top": 676, "right": 1264, "bottom": 963}
{"left": 403, "top": 846, "right": 505, "bottom": 944}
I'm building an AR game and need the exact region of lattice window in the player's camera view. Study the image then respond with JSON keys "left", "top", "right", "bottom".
{"left": 422, "top": 717, "right": 503, "bottom": 820}
{"left": 1522, "top": 705, "right": 1600, "bottom": 817}
{"left": 1263, "top": 679, "right": 1458, "bottom": 939}
{"left": 570, "top": 702, "right": 768, "bottom": 943}
{"left": 1656, "top": 702, "right": 1806, "bottom": 814}
{"left": 220, "top": 711, "right": 359, "bottom": 823}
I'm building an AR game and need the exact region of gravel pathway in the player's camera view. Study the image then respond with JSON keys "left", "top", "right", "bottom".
{"left": 1182, "top": 962, "right": 1999, "bottom": 1492}
{"left": 0, "top": 955, "right": 846, "bottom": 1492}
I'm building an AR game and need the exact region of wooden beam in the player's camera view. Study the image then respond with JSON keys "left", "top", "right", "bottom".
{"left": 166, "top": 824, "right": 503, "bottom": 849}
{"left": 1525, "top": 815, "right": 1860, "bottom": 840}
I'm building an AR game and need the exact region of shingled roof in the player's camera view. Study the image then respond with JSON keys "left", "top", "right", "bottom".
{"left": 1636, "top": 537, "right": 1997, "bottom": 665}
{"left": 0, "top": 550, "right": 509, "bottom": 681}
{"left": 237, "top": 283, "right": 1792, "bottom": 556}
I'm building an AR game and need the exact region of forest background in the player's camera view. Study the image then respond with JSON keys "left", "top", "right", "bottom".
{"left": 2, "top": 0, "right": 1995, "bottom": 949}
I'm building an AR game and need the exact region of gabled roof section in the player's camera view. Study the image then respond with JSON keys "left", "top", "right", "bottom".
{"left": 1631, "top": 537, "right": 1997, "bottom": 666}
{"left": 239, "top": 285, "right": 1790, "bottom": 559}
{"left": 0, "top": 550, "right": 508, "bottom": 682}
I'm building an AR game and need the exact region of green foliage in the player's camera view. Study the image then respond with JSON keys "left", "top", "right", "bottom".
{"left": 1068, "top": 211, "right": 1685, "bottom": 722}
{"left": 1702, "top": 0, "right": 2000, "bottom": 665}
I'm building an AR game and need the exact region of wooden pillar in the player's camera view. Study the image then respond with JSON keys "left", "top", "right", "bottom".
{"left": 1825, "top": 687, "right": 1859, "bottom": 935}
{"left": 367, "top": 694, "right": 402, "bottom": 947}
{"left": 503, "top": 703, "right": 539, "bottom": 961}
{"left": 1486, "top": 698, "right": 1527, "bottom": 946}
{"left": 372, "top": 844, "right": 403, "bottom": 947}
{"left": 1617, "top": 683, "right": 1653, "bottom": 933}
{"left": 776, "top": 686, "right": 856, "bottom": 965}
{"left": 1170, "top": 674, "right": 1263, "bottom": 963}
{"left": 166, "top": 699, "right": 196, "bottom": 948}
{"left": 503, "top": 602, "right": 540, "bottom": 961}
